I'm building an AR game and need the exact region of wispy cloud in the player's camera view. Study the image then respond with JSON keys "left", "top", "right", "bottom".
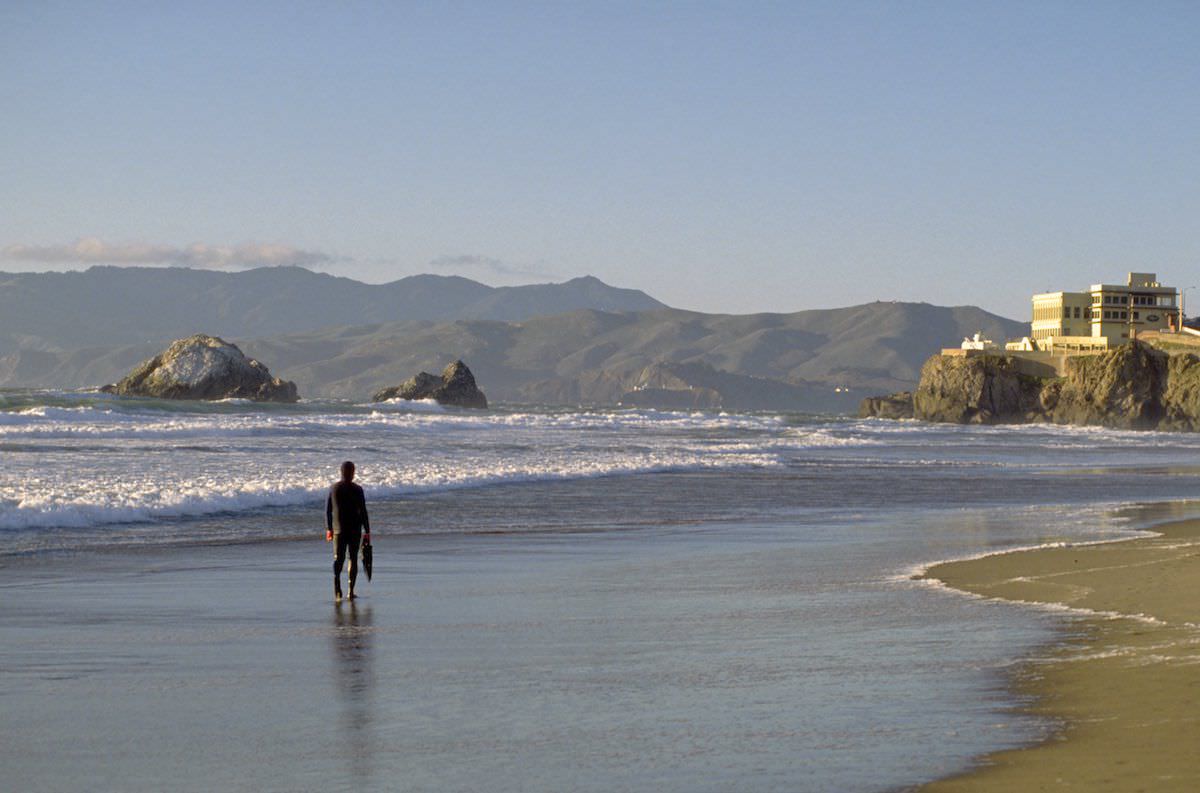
{"left": 429, "top": 254, "right": 559, "bottom": 282}
{"left": 1, "top": 238, "right": 336, "bottom": 270}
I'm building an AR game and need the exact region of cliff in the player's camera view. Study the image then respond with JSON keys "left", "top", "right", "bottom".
{"left": 860, "top": 342, "right": 1200, "bottom": 431}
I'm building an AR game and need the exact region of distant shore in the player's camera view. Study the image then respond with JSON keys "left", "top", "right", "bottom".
{"left": 918, "top": 517, "right": 1200, "bottom": 792}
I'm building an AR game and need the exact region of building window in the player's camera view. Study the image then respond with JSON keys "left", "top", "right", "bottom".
{"left": 1074, "top": 307, "right": 1081, "bottom": 318}
{"left": 1134, "top": 312, "right": 1139, "bottom": 320}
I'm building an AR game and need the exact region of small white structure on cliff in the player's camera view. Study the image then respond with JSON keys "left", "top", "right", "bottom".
{"left": 961, "top": 333, "right": 998, "bottom": 351}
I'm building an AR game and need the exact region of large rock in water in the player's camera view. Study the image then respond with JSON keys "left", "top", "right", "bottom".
{"left": 101, "top": 334, "right": 298, "bottom": 402}
{"left": 372, "top": 360, "right": 488, "bottom": 408}
{"left": 860, "top": 341, "right": 1200, "bottom": 431}
{"left": 857, "top": 391, "right": 914, "bottom": 420}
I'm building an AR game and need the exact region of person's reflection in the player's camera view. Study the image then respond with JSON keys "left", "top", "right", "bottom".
{"left": 331, "top": 600, "right": 374, "bottom": 785}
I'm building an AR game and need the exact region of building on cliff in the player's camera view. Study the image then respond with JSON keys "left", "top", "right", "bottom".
{"left": 1021, "top": 272, "right": 1179, "bottom": 353}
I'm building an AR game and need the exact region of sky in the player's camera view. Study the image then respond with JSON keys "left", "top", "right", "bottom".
{"left": 2, "top": 1, "right": 1198, "bottom": 319}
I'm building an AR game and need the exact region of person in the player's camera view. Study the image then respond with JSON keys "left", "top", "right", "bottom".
{"left": 326, "top": 460, "right": 370, "bottom": 601}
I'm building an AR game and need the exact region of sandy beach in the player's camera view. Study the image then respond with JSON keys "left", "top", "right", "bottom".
{"left": 919, "top": 517, "right": 1200, "bottom": 792}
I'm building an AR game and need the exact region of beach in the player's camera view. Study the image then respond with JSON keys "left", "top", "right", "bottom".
{"left": 919, "top": 517, "right": 1200, "bottom": 792}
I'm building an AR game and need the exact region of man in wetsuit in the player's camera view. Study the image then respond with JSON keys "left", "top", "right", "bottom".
{"left": 325, "top": 460, "right": 370, "bottom": 601}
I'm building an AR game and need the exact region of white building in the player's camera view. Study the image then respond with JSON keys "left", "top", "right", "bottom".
{"left": 1029, "top": 272, "right": 1178, "bottom": 349}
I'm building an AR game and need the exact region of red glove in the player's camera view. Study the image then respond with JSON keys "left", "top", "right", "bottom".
{"left": 325, "top": 529, "right": 333, "bottom": 542}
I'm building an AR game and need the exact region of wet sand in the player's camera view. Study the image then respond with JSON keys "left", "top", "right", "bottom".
{"left": 1, "top": 516, "right": 1062, "bottom": 793}
{"left": 919, "top": 518, "right": 1200, "bottom": 792}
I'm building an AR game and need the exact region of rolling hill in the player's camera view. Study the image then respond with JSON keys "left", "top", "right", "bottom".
{"left": 0, "top": 266, "right": 665, "bottom": 352}
{"left": 1, "top": 291, "right": 1027, "bottom": 412}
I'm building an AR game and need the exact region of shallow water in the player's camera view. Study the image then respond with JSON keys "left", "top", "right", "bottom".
{"left": 6, "top": 391, "right": 1200, "bottom": 791}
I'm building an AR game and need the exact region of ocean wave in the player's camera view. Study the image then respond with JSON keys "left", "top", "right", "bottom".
{"left": 0, "top": 448, "right": 783, "bottom": 531}
{"left": 0, "top": 404, "right": 787, "bottom": 440}
{"left": 370, "top": 398, "right": 446, "bottom": 412}
{"left": 783, "top": 428, "right": 885, "bottom": 447}
{"left": 853, "top": 417, "right": 1200, "bottom": 448}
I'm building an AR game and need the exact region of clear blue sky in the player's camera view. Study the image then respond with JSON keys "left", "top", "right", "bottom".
{"left": 2, "top": 1, "right": 1197, "bottom": 318}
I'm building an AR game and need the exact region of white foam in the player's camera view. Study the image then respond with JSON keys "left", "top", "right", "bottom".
{"left": 371, "top": 398, "right": 446, "bottom": 412}
{"left": 891, "top": 527, "right": 1168, "bottom": 627}
{"left": 0, "top": 404, "right": 790, "bottom": 440}
{"left": 0, "top": 445, "right": 782, "bottom": 531}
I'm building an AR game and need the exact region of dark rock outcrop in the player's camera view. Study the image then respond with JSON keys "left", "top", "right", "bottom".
{"left": 372, "top": 360, "right": 488, "bottom": 408}
{"left": 1048, "top": 342, "right": 1168, "bottom": 429}
{"left": 857, "top": 392, "right": 914, "bottom": 420}
{"left": 861, "top": 341, "right": 1200, "bottom": 431}
{"left": 101, "top": 334, "right": 299, "bottom": 402}
{"left": 1162, "top": 354, "right": 1200, "bottom": 431}
{"left": 911, "top": 355, "right": 1045, "bottom": 424}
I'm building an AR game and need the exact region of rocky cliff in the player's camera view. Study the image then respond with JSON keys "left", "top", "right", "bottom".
{"left": 101, "top": 334, "right": 299, "bottom": 402}
{"left": 372, "top": 360, "right": 488, "bottom": 408}
{"left": 861, "top": 342, "right": 1200, "bottom": 431}
{"left": 908, "top": 354, "right": 1046, "bottom": 424}
{"left": 857, "top": 392, "right": 914, "bottom": 420}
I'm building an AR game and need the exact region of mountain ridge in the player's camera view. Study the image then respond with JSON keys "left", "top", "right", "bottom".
{"left": 0, "top": 266, "right": 667, "bottom": 352}
{"left": 0, "top": 296, "right": 1027, "bottom": 412}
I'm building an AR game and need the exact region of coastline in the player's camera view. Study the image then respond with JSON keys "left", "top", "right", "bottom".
{"left": 917, "top": 516, "right": 1200, "bottom": 792}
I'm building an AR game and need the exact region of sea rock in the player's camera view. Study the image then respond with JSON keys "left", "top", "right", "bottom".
{"left": 857, "top": 392, "right": 914, "bottom": 420}
{"left": 373, "top": 360, "right": 488, "bottom": 408}
{"left": 101, "top": 334, "right": 299, "bottom": 402}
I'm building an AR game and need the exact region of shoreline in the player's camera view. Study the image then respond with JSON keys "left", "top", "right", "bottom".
{"left": 3, "top": 511, "right": 1068, "bottom": 793}
{"left": 916, "top": 516, "right": 1200, "bottom": 792}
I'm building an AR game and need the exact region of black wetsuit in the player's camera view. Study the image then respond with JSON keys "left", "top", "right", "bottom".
{"left": 326, "top": 480, "right": 370, "bottom": 590}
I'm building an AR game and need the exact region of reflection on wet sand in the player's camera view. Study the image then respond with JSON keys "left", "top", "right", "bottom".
{"left": 331, "top": 601, "right": 374, "bottom": 786}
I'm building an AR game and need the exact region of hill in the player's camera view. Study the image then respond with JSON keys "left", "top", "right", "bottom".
{"left": 1, "top": 300, "right": 1027, "bottom": 412}
{"left": 0, "top": 266, "right": 665, "bottom": 352}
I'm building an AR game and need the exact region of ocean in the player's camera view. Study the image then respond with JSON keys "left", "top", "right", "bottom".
{"left": 4, "top": 389, "right": 1200, "bottom": 792}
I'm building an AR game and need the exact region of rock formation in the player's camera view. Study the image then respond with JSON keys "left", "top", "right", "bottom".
{"left": 101, "top": 334, "right": 298, "bottom": 402}
{"left": 1044, "top": 342, "right": 1168, "bottom": 429}
{"left": 1162, "top": 354, "right": 1200, "bottom": 431}
{"left": 910, "top": 354, "right": 1044, "bottom": 424}
{"left": 372, "top": 360, "right": 488, "bottom": 408}
{"left": 860, "top": 341, "right": 1200, "bottom": 431}
{"left": 856, "top": 392, "right": 914, "bottom": 420}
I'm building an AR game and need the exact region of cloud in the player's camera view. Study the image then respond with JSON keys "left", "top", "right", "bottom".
{"left": 1, "top": 238, "right": 336, "bottom": 270}
{"left": 429, "top": 254, "right": 558, "bottom": 282}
